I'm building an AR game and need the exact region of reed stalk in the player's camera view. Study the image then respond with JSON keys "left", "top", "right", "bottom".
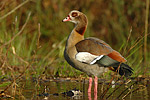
{"left": 144, "top": 0, "right": 149, "bottom": 66}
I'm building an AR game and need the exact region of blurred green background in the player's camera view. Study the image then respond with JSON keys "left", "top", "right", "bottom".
{"left": 0, "top": 0, "right": 149, "bottom": 79}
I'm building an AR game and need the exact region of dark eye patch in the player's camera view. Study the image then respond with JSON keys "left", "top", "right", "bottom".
{"left": 71, "top": 12, "right": 78, "bottom": 17}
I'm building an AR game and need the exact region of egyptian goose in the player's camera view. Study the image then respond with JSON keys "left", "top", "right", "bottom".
{"left": 62, "top": 10, "right": 133, "bottom": 93}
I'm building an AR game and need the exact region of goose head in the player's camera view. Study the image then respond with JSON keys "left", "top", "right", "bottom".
{"left": 62, "top": 10, "right": 88, "bottom": 25}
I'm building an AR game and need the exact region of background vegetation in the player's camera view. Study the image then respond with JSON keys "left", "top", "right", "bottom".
{"left": 0, "top": 0, "right": 149, "bottom": 82}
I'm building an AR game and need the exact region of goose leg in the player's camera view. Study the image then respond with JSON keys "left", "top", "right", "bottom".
{"left": 94, "top": 76, "right": 98, "bottom": 93}
{"left": 88, "top": 77, "right": 92, "bottom": 93}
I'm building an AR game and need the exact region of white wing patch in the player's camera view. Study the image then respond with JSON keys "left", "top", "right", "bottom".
{"left": 75, "top": 52, "right": 98, "bottom": 64}
{"left": 90, "top": 55, "right": 104, "bottom": 65}
{"left": 75, "top": 52, "right": 104, "bottom": 65}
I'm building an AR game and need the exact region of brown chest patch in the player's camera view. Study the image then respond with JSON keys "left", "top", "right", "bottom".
{"left": 76, "top": 26, "right": 86, "bottom": 35}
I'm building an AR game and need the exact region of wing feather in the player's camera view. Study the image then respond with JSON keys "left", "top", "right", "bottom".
{"left": 75, "top": 38, "right": 113, "bottom": 56}
{"left": 75, "top": 38, "right": 127, "bottom": 63}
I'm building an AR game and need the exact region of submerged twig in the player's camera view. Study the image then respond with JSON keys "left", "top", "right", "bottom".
{"left": 116, "top": 81, "right": 138, "bottom": 99}
{"left": 100, "top": 63, "right": 122, "bottom": 99}
{"left": 121, "top": 86, "right": 133, "bottom": 99}
{"left": 3, "top": 64, "right": 31, "bottom": 93}
{"left": 106, "top": 81, "right": 124, "bottom": 99}
{"left": 122, "top": 85, "right": 146, "bottom": 99}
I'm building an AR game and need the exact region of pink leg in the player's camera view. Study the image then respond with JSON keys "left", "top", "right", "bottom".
{"left": 88, "top": 77, "right": 92, "bottom": 93}
{"left": 94, "top": 76, "right": 98, "bottom": 93}
{"left": 88, "top": 92, "right": 92, "bottom": 100}
{"left": 94, "top": 92, "right": 97, "bottom": 100}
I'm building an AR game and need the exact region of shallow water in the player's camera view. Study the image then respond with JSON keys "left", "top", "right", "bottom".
{"left": 2, "top": 78, "right": 150, "bottom": 100}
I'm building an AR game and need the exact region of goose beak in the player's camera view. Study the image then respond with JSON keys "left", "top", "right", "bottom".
{"left": 62, "top": 15, "right": 71, "bottom": 22}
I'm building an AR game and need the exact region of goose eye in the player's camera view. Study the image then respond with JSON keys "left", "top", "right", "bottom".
{"left": 71, "top": 12, "right": 78, "bottom": 17}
